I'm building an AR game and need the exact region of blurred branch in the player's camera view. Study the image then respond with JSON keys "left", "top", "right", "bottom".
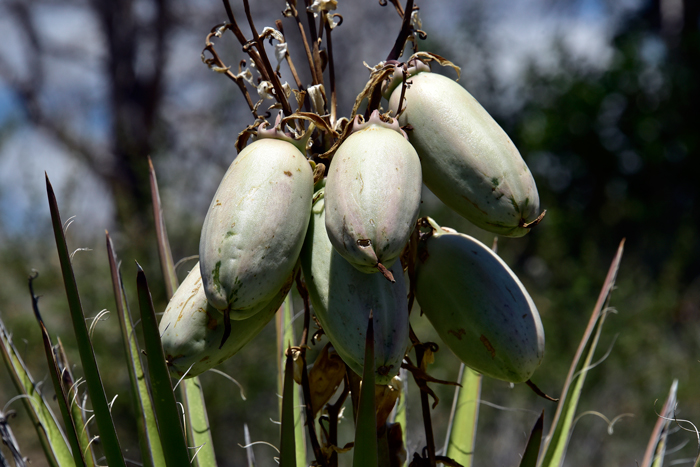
{"left": 5, "top": 1, "right": 43, "bottom": 82}
{"left": 0, "top": 0, "right": 177, "bottom": 244}
{"left": 386, "top": 0, "right": 414, "bottom": 61}
{"left": 89, "top": 0, "right": 172, "bottom": 227}
{"left": 0, "top": 3, "right": 110, "bottom": 182}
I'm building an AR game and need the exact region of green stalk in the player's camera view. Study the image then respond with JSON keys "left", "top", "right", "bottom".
{"left": 180, "top": 379, "right": 218, "bottom": 467}
{"left": 445, "top": 364, "right": 482, "bottom": 466}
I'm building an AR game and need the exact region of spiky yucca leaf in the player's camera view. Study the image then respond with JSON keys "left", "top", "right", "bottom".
{"left": 0, "top": 318, "right": 73, "bottom": 467}
{"left": 149, "top": 157, "right": 179, "bottom": 299}
{"left": 28, "top": 275, "right": 87, "bottom": 467}
{"left": 353, "top": 312, "right": 377, "bottom": 467}
{"left": 46, "top": 175, "right": 126, "bottom": 467}
{"left": 148, "top": 158, "right": 217, "bottom": 467}
{"left": 280, "top": 349, "right": 298, "bottom": 467}
{"left": 519, "top": 412, "right": 544, "bottom": 467}
{"left": 276, "top": 295, "right": 306, "bottom": 466}
{"left": 106, "top": 233, "right": 166, "bottom": 467}
{"left": 642, "top": 380, "right": 678, "bottom": 467}
{"left": 538, "top": 240, "right": 625, "bottom": 467}
{"left": 136, "top": 266, "right": 191, "bottom": 467}
{"left": 54, "top": 339, "right": 96, "bottom": 467}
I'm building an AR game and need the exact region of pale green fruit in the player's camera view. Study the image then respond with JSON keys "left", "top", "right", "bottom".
{"left": 415, "top": 218, "right": 544, "bottom": 382}
{"left": 301, "top": 190, "right": 409, "bottom": 384}
{"left": 199, "top": 133, "right": 313, "bottom": 318}
{"left": 388, "top": 68, "right": 540, "bottom": 237}
{"left": 324, "top": 110, "right": 421, "bottom": 277}
{"left": 159, "top": 263, "right": 292, "bottom": 378}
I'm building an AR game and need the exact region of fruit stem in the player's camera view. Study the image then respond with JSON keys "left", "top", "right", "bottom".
{"left": 386, "top": 0, "right": 415, "bottom": 61}
{"left": 525, "top": 379, "right": 559, "bottom": 402}
{"left": 520, "top": 209, "right": 547, "bottom": 229}
{"left": 326, "top": 376, "right": 350, "bottom": 467}
{"left": 323, "top": 15, "right": 338, "bottom": 128}
{"left": 415, "top": 343, "right": 437, "bottom": 467}
{"left": 405, "top": 222, "right": 419, "bottom": 315}
{"left": 286, "top": 1, "right": 321, "bottom": 88}
{"left": 377, "top": 263, "right": 396, "bottom": 283}
{"left": 202, "top": 28, "right": 258, "bottom": 117}
{"left": 303, "top": 0, "right": 325, "bottom": 88}
{"left": 296, "top": 273, "right": 328, "bottom": 466}
{"left": 242, "top": 0, "right": 293, "bottom": 116}
{"left": 276, "top": 20, "right": 306, "bottom": 102}
{"left": 394, "top": 67, "right": 410, "bottom": 119}
{"left": 219, "top": 0, "right": 270, "bottom": 84}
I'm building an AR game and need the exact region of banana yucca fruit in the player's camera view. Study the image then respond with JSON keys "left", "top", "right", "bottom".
{"left": 324, "top": 110, "right": 421, "bottom": 278}
{"left": 199, "top": 126, "right": 313, "bottom": 318}
{"left": 160, "top": 262, "right": 292, "bottom": 378}
{"left": 387, "top": 62, "right": 541, "bottom": 237}
{"left": 301, "top": 189, "right": 409, "bottom": 384}
{"left": 415, "top": 218, "right": 544, "bottom": 382}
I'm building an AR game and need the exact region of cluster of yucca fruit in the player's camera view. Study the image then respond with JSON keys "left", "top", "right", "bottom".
{"left": 0, "top": 1, "right": 689, "bottom": 467}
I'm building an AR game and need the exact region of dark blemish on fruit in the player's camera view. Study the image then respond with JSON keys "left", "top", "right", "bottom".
{"left": 206, "top": 312, "right": 218, "bottom": 330}
{"left": 509, "top": 196, "right": 519, "bottom": 211}
{"left": 461, "top": 195, "right": 488, "bottom": 214}
{"left": 284, "top": 171, "right": 292, "bottom": 176}
{"left": 418, "top": 248, "right": 429, "bottom": 263}
{"left": 480, "top": 335, "right": 496, "bottom": 358}
{"left": 357, "top": 238, "right": 372, "bottom": 248}
{"left": 448, "top": 328, "right": 466, "bottom": 340}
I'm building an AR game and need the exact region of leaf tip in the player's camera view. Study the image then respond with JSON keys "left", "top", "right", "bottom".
{"left": 45, "top": 173, "right": 55, "bottom": 196}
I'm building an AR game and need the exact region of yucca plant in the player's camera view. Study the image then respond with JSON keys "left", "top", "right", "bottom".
{"left": 1, "top": 1, "right": 696, "bottom": 467}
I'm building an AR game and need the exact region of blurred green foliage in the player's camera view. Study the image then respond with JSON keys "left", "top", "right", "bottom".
{"left": 504, "top": 5, "right": 700, "bottom": 465}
